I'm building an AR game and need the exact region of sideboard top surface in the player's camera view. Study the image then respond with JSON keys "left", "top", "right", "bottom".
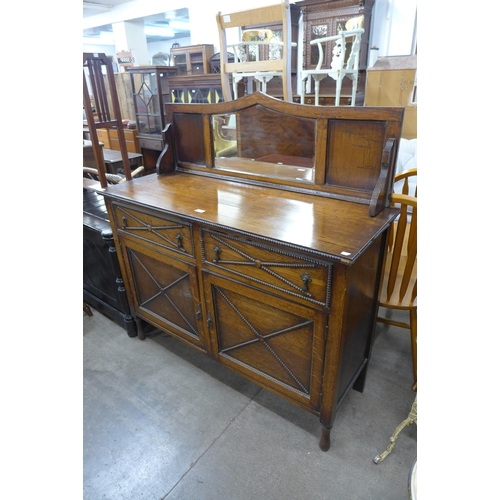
{"left": 103, "top": 172, "right": 398, "bottom": 262}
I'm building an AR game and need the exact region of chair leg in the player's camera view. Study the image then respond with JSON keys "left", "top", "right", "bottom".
{"left": 300, "top": 76, "right": 307, "bottom": 104}
{"left": 335, "top": 74, "right": 342, "bottom": 106}
{"left": 83, "top": 301, "right": 93, "bottom": 316}
{"left": 374, "top": 396, "right": 417, "bottom": 464}
{"left": 351, "top": 72, "right": 358, "bottom": 106}
{"left": 314, "top": 78, "right": 321, "bottom": 106}
{"left": 409, "top": 308, "right": 417, "bottom": 390}
{"left": 311, "top": 74, "right": 327, "bottom": 106}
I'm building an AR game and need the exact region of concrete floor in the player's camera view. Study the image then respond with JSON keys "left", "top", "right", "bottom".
{"left": 83, "top": 308, "right": 416, "bottom": 500}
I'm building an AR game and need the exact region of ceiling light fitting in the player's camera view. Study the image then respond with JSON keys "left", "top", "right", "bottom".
{"left": 83, "top": 2, "right": 111, "bottom": 11}
{"left": 144, "top": 26, "right": 175, "bottom": 37}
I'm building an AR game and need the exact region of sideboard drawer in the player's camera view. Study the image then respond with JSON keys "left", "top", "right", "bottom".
{"left": 138, "top": 137, "right": 164, "bottom": 151}
{"left": 200, "top": 228, "right": 332, "bottom": 309}
{"left": 110, "top": 202, "right": 194, "bottom": 258}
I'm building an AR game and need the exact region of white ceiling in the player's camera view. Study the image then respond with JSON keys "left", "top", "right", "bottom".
{"left": 83, "top": 1, "right": 191, "bottom": 42}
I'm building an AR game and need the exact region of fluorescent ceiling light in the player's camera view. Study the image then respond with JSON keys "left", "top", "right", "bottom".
{"left": 83, "top": 2, "right": 111, "bottom": 11}
{"left": 168, "top": 20, "right": 190, "bottom": 31}
{"left": 99, "top": 31, "right": 115, "bottom": 42}
{"left": 144, "top": 26, "right": 175, "bottom": 37}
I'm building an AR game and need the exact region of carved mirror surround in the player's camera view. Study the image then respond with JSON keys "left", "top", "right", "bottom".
{"left": 165, "top": 93, "right": 404, "bottom": 215}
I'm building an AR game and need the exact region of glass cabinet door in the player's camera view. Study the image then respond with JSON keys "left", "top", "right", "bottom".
{"left": 159, "top": 72, "right": 172, "bottom": 105}
{"left": 173, "top": 54, "right": 187, "bottom": 75}
{"left": 132, "top": 72, "right": 163, "bottom": 137}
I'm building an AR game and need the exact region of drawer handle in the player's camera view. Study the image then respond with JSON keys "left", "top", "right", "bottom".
{"left": 121, "top": 216, "right": 127, "bottom": 229}
{"left": 300, "top": 272, "right": 312, "bottom": 293}
{"left": 213, "top": 245, "right": 222, "bottom": 263}
{"left": 207, "top": 312, "right": 213, "bottom": 329}
{"left": 195, "top": 303, "right": 202, "bottom": 321}
{"left": 175, "top": 233, "right": 184, "bottom": 251}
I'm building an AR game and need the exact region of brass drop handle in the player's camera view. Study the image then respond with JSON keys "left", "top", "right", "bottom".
{"left": 207, "top": 312, "right": 213, "bottom": 329}
{"left": 121, "top": 216, "right": 127, "bottom": 229}
{"left": 195, "top": 303, "right": 202, "bottom": 321}
{"left": 176, "top": 233, "right": 184, "bottom": 251}
{"left": 213, "top": 245, "right": 222, "bottom": 263}
{"left": 301, "top": 272, "right": 312, "bottom": 293}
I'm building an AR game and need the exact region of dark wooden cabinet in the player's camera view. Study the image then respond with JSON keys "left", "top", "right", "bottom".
{"left": 300, "top": 0, "right": 375, "bottom": 103}
{"left": 301, "top": 0, "right": 374, "bottom": 71}
{"left": 102, "top": 93, "right": 404, "bottom": 451}
{"left": 168, "top": 74, "right": 228, "bottom": 104}
{"left": 171, "top": 44, "right": 215, "bottom": 76}
{"left": 83, "top": 189, "right": 137, "bottom": 337}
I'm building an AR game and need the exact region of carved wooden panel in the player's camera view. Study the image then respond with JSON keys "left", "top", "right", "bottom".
{"left": 301, "top": 0, "right": 374, "bottom": 72}
{"left": 111, "top": 203, "right": 194, "bottom": 257}
{"left": 326, "top": 120, "right": 387, "bottom": 191}
{"left": 200, "top": 228, "right": 332, "bottom": 310}
{"left": 204, "top": 274, "right": 326, "bottom": 408}
{"left": 123, "top": 240, "right": 206, "bottom": 350}
{"left": 173, "top": 113, "right": 206, "bottom": 165}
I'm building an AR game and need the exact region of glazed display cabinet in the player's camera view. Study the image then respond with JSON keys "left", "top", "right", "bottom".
{"left": 127, "top": 66, "right": 178, "bottom": 174}
{"left": 170, "top": 44, "right": 215, "bottom": 76}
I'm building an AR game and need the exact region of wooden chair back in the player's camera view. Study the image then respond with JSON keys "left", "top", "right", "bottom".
{"left": 311, "top": 28, "right": 365, "bottom": 76}
{"left": 393, "top": 167, "right": 417, "bottom": 196}
{"left": 381, "top": 168, "right": 417, "bottom": 304}
{"left": 216, "top": 0, "right": 293, "bottom": 102}
{"left": 383, "top": 193, "right": 417, "bottom": 305}
{"left": 83, "top": 52, "right": 132, "bottom": 188}
{"left": 116, "top": 49, "right": 135, "bottom": 71}
{"left": 377, "top": 168, "right": 417, "bottom": 389}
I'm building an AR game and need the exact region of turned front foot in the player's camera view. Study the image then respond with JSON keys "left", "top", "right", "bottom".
{"left": 319, "top": 425, "right": 331, "bottom": 451}
{"left": 137, "top": 318, "right": 148, "bottom": 340}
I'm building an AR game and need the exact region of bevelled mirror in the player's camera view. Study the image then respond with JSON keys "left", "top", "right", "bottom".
{"left": 212, "top": 106, "right": 316, "bottom": 183}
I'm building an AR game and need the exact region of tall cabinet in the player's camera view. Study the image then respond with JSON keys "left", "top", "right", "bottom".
{"left": 168, "top": 44, "right": 231, "bottom": 104}
{"left": 127, "top": 65, "right": 178, "bottom": 174}
{"left": 169, "top": 74, "right": 227, "bottom": 104}
{"left": 170, "top": 44, "right": 214, "bottom": 76}
{"left": 300, "top": 0, "right": 375, "bottom": 105}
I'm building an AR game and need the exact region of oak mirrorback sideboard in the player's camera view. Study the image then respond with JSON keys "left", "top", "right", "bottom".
{"left": 100, "top": 92, "right": 404, "bottom": 451}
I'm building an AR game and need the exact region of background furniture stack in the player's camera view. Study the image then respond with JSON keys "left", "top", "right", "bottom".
{"left": 83, "top": 52, "right": 138, "bottom": 335}
{"left": 170, "top": 44, "right": 214, "bottom": 75}
{"left": 300, "top": 15, "right": 364, "bottom": 106}
{"left": 168, "top": 44, "right": 228, "bottom": 105}
{"left": 216, "top": 0, "right": 295, "bottom": 102}
{"left": 299, "top": 0, "right": 374, "bottom": 105}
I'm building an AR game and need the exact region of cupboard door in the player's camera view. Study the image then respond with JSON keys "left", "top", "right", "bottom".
{"left": 203, "top": 273, "right": 327, "bottom": 410}
{"left": 121, "top": 238, "right": 207, "bottom": 351}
